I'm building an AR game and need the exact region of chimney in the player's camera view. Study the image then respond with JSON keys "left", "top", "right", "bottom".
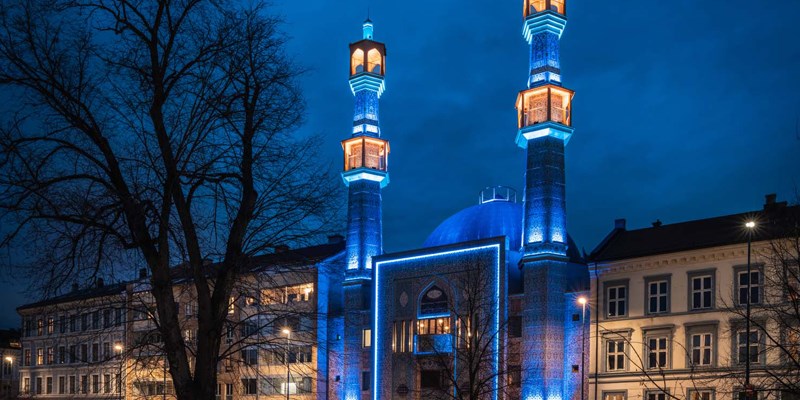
{"left": 763, "top": 193, "right": 788, "bottom": 212}
{"left": 275, "top": 244, "right": 290, "bottom": 253}
{"left": 327, "top": 234, "right": 344, "bottom": 244}
{"left": 72, "top": 282, "right": 79, "bottom": 292}
{"left": 96, "top": 278, "right": 104, "bottom": 288}
{"left": 652, "top": 219, "right": 663, "bottom": 228}
{"left": 614, "top": 218, "right": 626, "bottom": 230}
{"left": 138, "top": 268, "right": 147, "bottom": 279}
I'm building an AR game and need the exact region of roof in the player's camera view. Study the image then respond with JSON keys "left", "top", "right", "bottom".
{"left": 18, "top": 240, "right": 346, "bottom": 312}
{"left": 590, "top": 201, "right": 799, "bottom": 262}
{"left": 423, "top": 200, "right": 584, "bottom": 264}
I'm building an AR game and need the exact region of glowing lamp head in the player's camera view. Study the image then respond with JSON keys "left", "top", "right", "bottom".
{"left": 282, "top": 328, "right": 291, "bottom": 335}
{"left": 3, "top": 356, "right": 12, "bottom": 363}
{"left": 578, "top": 297, "right": 587, "bottom": 305}
{"left": 745, "top": 221, "right": 756, "bottom": 229}
{"left": 114, "top": 344, "right": 123, "bottom": 352}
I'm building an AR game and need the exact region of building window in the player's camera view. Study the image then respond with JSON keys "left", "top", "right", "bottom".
{"left": 606, "top": 339, "right": 626, "bottom": 371}
{"left": 36, "top": 348, "right": 43, "bottom": 365}
{"left": 646, "top": 390, "right": 669, "bottom": 400}
{"left": 47, "top": 317, "right": 54, "bottom": 334}
{"left": 46, "top": 376, "right": 53, "bottom": 394}
{"left": 646, "top": 336, "right": 668, "bottom": 369}
{"left": 417, "top": 317, "right": 451, "bottom": 335}
{"left": 23, "top": 377, "right": 29, "bottom": 394}
{"left": 737, "top": 329, "right": 761, "bottom": 365}
{"left": 645, "top": 276, "right": 670, "bottom": 314}
{"left": 241, "top": 348, "right": 258, "bottom": 365}
{"left": 92, "top": 311, "right": 100, "bottom": 329}
{"left": 23, "top": 349, "right": 30, "bottom": 366}
{"left": 604, "top": 392, "right": 626, "bottom": 400}
{"left": 70, "top": 315, "right": 78, "bottom": 332}
{"left": 691, "top": 332, "right": 713, "bottom": 366}
{"left": 689, "top": 271, "right": 714, "bottom": 310}
{"left": 81, "top": 375, "right": 88, "bottom": 394}
{"left": 35, "top": 377, "right": 42, "bottom": 394}
{"left": 508, "top": 316, "right": 522, "bottom": 338}
{"left": 58, "top": 376, "right": 65, "bottom": 394}
{"left": 104, "top": 374, "right": 111, "bottom": 393}
{"left": 92, "top": 343, "right": 99, "bottom": 362}
{"left": 225, "top": 383, "right": 233, "bottom": 400}
{"left": 92, "top": 374, "right": 99, "bottom": 393}
{"left": 242, "top": 378, "right": 258, "bottom": 395}
{"left": 737, "top": 268, "right": 762, "bottom": 305}
{"left": 362, "top": 371, "right": 371, "bottom": 391}
{"left": 606, "top": 284, "right": 627, "bottom": 318}
{"left": 58, "top": 346, "right": 65, "bottom": 364}
{"left": 37, "top": 319, "right": 43, "bottom": 336}
{"left": 689, "top": 390, "right": 714, "bottom": 400}
{"left": 362, "top": 329, "right": 372, "bottom": 348}
{"left": 420, "top": 370, "right": 442, "bottom": 389}
{"left": 46, "top": 347, "right": 54, "bottom": 364}
{"left": 69, "top": 376, "right": 76, "bottom": 394}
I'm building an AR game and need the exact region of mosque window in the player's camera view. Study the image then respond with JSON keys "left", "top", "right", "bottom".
{"left": 351, "top": 49, "right": 365, "bottom": 75}
{"left": 419, "top": 285, "right": 449, "bottom": 316}
{"left": 367, "top": 49, "right": 383, "bottom": 74}
{"left": 342, "top": 137, "right": 388, "bottom": 172}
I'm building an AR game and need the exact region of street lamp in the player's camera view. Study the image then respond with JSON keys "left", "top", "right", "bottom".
{"left": 577, "top": 297, "right": 587, "bottom": 400}
{"left": 282, "top": 328, "right": 291, "bottom": 400}
{"left": 3, "top": 356, "right": 12, "bottom": 400}
{"left": 744, "top": 220, "right": 756, "bottom": 400}
{"left": 114, "top": 344, "right": 124, "bottom": 400}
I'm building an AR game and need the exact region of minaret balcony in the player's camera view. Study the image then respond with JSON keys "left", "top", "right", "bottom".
{"left": 350, "top": 40, "right": 386, "bottom": 76}
{"left": 522, "top": 0, "right": 567, "bottom": 41}
{"left": 515, "top": 85, "right": 574, "bottom": 146}
{"left": 341, "top": 136, "right": 390, "bottom": 187}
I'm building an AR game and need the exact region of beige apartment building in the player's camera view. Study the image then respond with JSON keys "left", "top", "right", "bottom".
{"left": 588, "top": 196, "right": 799, "bottom": 400}
{"left": 17, "top": 239, "right": 345, "bottom": 400}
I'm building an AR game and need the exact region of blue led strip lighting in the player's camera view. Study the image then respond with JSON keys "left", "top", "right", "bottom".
{"left": 373, "top": 243, "right": 502, "bottom": 400}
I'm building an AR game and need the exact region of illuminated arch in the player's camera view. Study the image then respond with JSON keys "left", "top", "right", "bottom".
{"left": 351, "top": 48, "right": 365, "bottom": 74}
{"left": 418, "top": 283, "right": 450, "bottom": 317}
{"left": 367, "top": 48, "right": 382, "bottom": 74}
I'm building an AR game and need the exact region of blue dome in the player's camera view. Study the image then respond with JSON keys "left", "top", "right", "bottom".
{"left": 423, "top": 200, "right": 585, "bottom": 265}
{"left": 424, "top": 201, "right": 524, "bottom": 250}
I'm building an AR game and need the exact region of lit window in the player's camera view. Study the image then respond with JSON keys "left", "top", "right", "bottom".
{"left": 228, "top": 297, "right": 235, "bottom": 314}
{"left": 604, "top": 392, "right": 626, "bottom": 400}
{"left": 362, "top": 329, "right": 372, "bottom": 348}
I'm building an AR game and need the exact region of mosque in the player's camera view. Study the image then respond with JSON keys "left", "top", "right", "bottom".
{"left": 337, "top": 1, "right": 589, "bottom": 399}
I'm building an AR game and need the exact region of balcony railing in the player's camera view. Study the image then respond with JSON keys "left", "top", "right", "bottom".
{"left": 415, "top": 334, "right": 453, "bottom": 354}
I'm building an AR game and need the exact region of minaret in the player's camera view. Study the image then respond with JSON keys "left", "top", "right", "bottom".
{"left": 341, "top": 18, "right": 387, "bottom": 400}
{"left": 515, "top": 1, "right": 577, "bottom": 400}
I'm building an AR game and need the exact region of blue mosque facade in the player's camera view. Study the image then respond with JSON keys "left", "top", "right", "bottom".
{"left": 335, "top": 1, "right": 590, "bottom": 400}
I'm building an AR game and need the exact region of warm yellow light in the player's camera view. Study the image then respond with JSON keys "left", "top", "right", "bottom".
{"left": 282, "top": 328, "right": 291, "bottom": 335}
{"left": 114, "top": 344, "right": 123, "bottom": 351}
{"left": 3, "top": 356, "right": 12, "bottom": 363}
{"left": 578, "top": 297, "right": 587, "bottom": 305}
{"left": 745, "top": 221, "right": 756, "bottom": 229}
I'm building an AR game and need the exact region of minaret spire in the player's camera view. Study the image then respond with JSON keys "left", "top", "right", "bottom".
{"left": 516, "top": 1, "right": 580, "bottom": 400}
{"left": 341, "top": 18, "right": 388, "bottom": 400}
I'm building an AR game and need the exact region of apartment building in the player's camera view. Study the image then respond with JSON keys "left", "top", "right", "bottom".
{"left": 588, "top": 196, "right": 799, "bottom": 400}
{"left": 16, "top": 239, "right": 345, "bottom": 399}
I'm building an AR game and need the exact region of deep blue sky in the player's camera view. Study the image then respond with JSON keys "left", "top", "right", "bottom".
{"left": 1, "top": 0, "right": 798, "bottom": 327}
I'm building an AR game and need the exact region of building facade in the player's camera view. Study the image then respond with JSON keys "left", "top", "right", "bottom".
{"left": 0, "top": 329, "right": 21, "bottom": 399}
{"left": 588, "top": 196, "right": 800, "bottom": 400}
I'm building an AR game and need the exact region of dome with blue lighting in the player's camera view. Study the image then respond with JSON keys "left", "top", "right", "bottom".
{"left": 424, "top": 200, "right": 524, "bottom": 250}
{"left": 423, "top": 187, "right": 584, "bottom": 264}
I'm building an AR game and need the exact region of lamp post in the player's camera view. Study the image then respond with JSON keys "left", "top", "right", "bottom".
{"left": 744, "top": 220, "right": 756, "bottom": 400}
{"left": 3, "top": 356, "right": 12, "bottom": 400}
{"left": 114, "top": 344, "right": 124, "bottom": 400}
{"left": 282, "top": 328, "right": 291, "bottom": 400}
{"left": 577, "top": 297, "right": 587, "bottom": 400}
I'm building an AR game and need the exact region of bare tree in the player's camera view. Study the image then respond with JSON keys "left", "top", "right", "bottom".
{"left": 0, "top": 0, "right": 339, "bottom": 398}
{"left": 412, "top": 268, "right": 513, "bottom": 400}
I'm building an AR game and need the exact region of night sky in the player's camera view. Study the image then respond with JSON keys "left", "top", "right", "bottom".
{"left": 1, "top": 0, "right": 798, "bottom": 327}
